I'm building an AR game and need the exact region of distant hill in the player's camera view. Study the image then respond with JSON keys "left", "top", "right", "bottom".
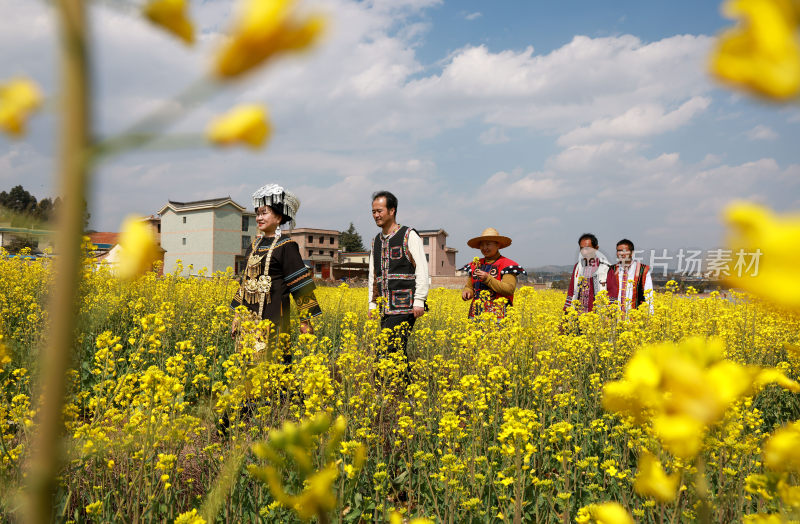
{"left": 527, "top": 264, "right": 573, "bottom": 274}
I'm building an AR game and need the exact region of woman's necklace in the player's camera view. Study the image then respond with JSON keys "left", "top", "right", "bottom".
{"left": 243, "top": 230, "right": 281, "bottom": 317}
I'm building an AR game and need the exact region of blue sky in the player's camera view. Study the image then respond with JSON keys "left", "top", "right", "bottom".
{"left": 1, "top": 0, "right": 798, "bottom": 267}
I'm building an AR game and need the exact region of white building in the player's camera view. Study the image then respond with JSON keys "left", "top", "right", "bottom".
{"left": 158, "top": 197, "right": 258, "bottom": 275}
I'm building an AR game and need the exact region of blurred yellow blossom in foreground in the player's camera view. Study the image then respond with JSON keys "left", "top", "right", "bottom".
{"left": 116, "top": 215, "right": 160, "bottom": 280}
{"left": 763, "top": 421, "right": 800, "bottom": 472}
{"left": 576, "top": 502, "right": 634, "bottom": 524}
{"left": 0, "top": 77, "right": 42, "bottom": 137}
{"left": 725, "top": 202, "right": 800, "bottom": 309}
{"left": 389, "top": 512, "right": 435, "bottom": 524}
{"left": 214, "top": 0, "right": 324, "bottom": 78}
{"left": 633, "top": 451, "right": 680, "bottom": 503}
{"left": 249, "top": 414, "right": 348, "bottom": 522}
{"left": 144, "top": 0, "right": 195, "bottom": 45}
{"left": 603, "top": 337, "right": 800, "bottom": 459}
{"left": 711, "top": 0, "right": 800, "bottom": 99}
{"left": 207, "top": 104, "right": 271, "bottom": 148}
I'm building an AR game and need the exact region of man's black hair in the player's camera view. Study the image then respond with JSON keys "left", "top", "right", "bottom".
{"left": 616, "top": 238, "right": 635, "bottom": 251}
{"left": 578, "top": 233, "right": 598, "bottom": 249}
{"left": 372, "top": 190, "right": 398, "bottom": 216}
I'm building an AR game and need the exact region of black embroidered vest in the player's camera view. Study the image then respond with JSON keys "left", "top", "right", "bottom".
{"left": 372, "top": 226, "right": 416, "bottom": 315}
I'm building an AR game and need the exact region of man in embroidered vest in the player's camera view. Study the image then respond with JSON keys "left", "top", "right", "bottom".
{"left": 368, "top": 190, "right": 429, "bottom": 357}
{"left": 606, "top": 238, "right": 654, "bottom": 317}
{"left": 563, "top": 233, "right": 612, "bottom": 314}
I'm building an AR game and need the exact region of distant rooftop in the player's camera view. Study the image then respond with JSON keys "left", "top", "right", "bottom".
{"left": 288, "top": 227, "right": 341, "bottom": 234}
{"left": 168, "top": 196, "right": 235, "bottom": 208}
{"left": 89, "top": 232, "right": 119, "bottom": 246}
{"left": 417, "top": 228, "right": 448, "bottom": 236}
{"left": 159, "top": 196, "right": 246, "bottom": 215}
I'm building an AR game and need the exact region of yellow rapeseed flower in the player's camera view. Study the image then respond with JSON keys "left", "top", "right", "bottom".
{"left": 206, "top": 104, "right": 271, "bottom": 149}
{"left": 0, "top": 338, "right": 10, "bottom": 374}
{"left": 85, "top": 501, "right": 103, "bottom": 516}
{"left": 214, "top": 0, "right": 324, "bottom": 78}
{"left": 652, "top": 414, "right": 705, "bottom": 460}
{"left": 588, "top": 502, "right": 635, "bottom": 524}
{"left": 0, "top": 77, "right": 43, "bottom": 137}
{"left": 144, "top": 0, "right": 195, "bottom": 45}
{"left": 743, "top": 513, "right": 787, "bottom": 523}
{"left": 634, "top": 452, "right": 680, "bottom": 503}
{"left": 724, "top": 202, "right": 800, "bottom": 309}
{"left": 116, "top": 215, "right": 160, "bottom": 280}
{"left": 763, "top": 422, "right": 800, "bottom": 472}
{"left": 711, "top": 0, "right": 800, "bottom": 99}
{"left": 174, "top": 508, "right": 206, "bottom": 524}
{"left": 777, "top": 479, "right": 800, "bottom": 507}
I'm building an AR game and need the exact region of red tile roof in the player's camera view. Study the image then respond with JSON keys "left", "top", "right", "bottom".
{"left": 89, "top": 232, "right": 119, "bottom": 245}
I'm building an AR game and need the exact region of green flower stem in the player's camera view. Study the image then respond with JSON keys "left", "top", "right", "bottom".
{"left": 91, "top": 79, "right": 219, "bottom": 162}
{"left": 25, "top": 0, "right": 91, "bottom": 522}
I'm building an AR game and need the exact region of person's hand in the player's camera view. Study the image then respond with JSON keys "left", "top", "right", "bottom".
{"left": 299, "top": 321, "right": 314, "bottom": 335}
{"left": 230, "top": 315, "right": 240, "bottom": 339}
{"left": 462, "top": 288, "right": 473, "bottom": 301}
{"left": 474, "top": 269, "right": 490, "bottom": 282}
{"left": 412, "top": 305, "right": 425, "bottom": 319}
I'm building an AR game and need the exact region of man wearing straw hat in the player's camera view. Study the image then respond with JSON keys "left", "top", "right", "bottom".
{"left": 461, "top": 228, "right": 526, "bottom": 319}
{"left": 368, "top": 190, "right": 429, "bottom": 356}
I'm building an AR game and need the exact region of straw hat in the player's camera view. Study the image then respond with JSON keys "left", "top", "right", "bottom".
{"left": 467, "top": 228, "right": 512, "bottom": 249}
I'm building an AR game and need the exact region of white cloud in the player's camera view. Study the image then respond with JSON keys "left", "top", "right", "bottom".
{"left": 700, "top": 153, "right": 723, "bottom": 166}
{"left": 745, "top": 124, "right": 778, "bottom": 141}
{"left": 481, "top": 170, "right": 564, "bottom": 201}
{"left": 478, "top": 127, "right": 510, "bottom": 145}
{"left": 464, "top": 12, "right": 482, "bottom": 21}
{"left": 557, "top": 97, "right": 711, "bottom": 146}
{"left": 548, "top": 141, "right": 639, "bottom": 172}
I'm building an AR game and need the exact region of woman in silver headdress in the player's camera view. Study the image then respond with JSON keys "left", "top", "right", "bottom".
{"left": 230, "top": 184, "right": 321, "bottom": 361}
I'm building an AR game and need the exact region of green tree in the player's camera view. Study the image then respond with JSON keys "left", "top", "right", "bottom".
{"left": 340, "top": 222, "right": 365, "bottom": 252}
{"left": 0, "top": 185, "right": 38, "bottom": 215}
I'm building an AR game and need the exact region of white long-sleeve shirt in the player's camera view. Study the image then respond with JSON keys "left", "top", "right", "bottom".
{"left": 612, "top": 260, "right": 654, "bottom": 314}
{"left": 368, "top": 227, "right": 429, "bottom": 310}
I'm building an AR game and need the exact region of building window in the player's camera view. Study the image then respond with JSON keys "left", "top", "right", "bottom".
{"left": 308, "top": 235, "right": 313, "bottom": 243}
{"left": 423, "top": 237, "right": 429, "bottom": 246}
{"left": 308, "top": 250, "right": 313, "bottom": 257}
{"left": 320, "top": 250, "right": 325, "bottom": 255}
{"left": 242, "top": 216, "right": 249, "bottom": 231}
{"left": 156, "top": 224, "right": 161, "bottom": 233}
{"left": 441, "top": 261, "right": 444, "bottom": 267}
{"left": 182, "top": 216, "right": 186, "bottom": 224}
{"left": 182, "top": 237, "right": 186, "bottom": 245}
{"left": 319, "top": 236, "right": 324, "bottom": 243}
{"left": 425, "top": 254, "right": 429, "bottom": 262}
{"left": 330, "top": 237, "right": 335, "bottom": 244}
{"left": 241, "top": 235, "right": 250, "bottom": 250}
{"left": 329, "top": 250, "right": 334, "bottom": 256}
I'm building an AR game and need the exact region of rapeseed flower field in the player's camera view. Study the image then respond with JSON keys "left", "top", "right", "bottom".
{"left": 1, "top": 250, "right": 799, "bottom": 523}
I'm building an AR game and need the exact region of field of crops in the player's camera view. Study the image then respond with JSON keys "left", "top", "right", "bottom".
{"left": 1, "top": 254, "right": 800, "bottom": 523}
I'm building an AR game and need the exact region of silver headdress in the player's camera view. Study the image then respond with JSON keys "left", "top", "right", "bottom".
{"left": 252, "top": 184, "right": 300, "bottom": 229}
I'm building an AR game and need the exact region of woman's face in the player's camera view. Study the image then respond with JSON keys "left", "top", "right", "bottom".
{"left": 255, "top": 206, "right": 282, "bottom": 234}
{"left": 479, "top": 240, "right": 499, "bottom": 259}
